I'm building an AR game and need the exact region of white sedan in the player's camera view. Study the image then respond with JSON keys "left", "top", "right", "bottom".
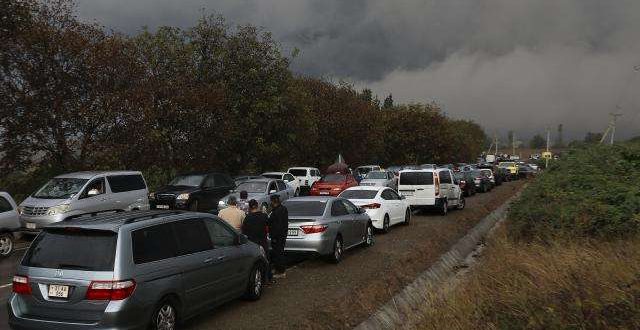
{"left": 339, "top": 186, "right": 411, "bottom": 233}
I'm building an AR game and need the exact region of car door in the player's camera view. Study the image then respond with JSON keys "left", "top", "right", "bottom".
{"left": 74, "top": 176, "right": 110, "bottom": 213}
{"left": 330, "top": 200, "right": 355, "bottom": 247}
{"left": 341, "top": 199, "right": 364, "bottom": 244}
{"left": 276, "top": 180, "right": 290, "bottom": 201}
{"left": 170, "top": 219, "right": 218, "bottom": 311}
{"left": 385, "top": 189, "right": 404, "bottom": 224}
{"left": 205, "top": 219, "right": 250, "bottom": 302}
{"left": 437, "top": 170, "right": 452, "bottom": 202}
{"left": 0, "top": 194, "right": 19, "bottom": 230}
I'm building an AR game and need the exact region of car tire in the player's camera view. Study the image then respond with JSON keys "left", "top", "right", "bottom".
{"left": 328, "top": 235, "right": 343, "bottom": 264}
{"left": 0, "top": 233, "right": 14, "bottom": 257}
{"left": 440, "top": 200, "right": 448, "bottom": 216}
{"left": 243, "top": 263, "right": 264, "bottom": 301}
{"left": 457, "top": 196, "right": 466, "bottom": 210}
{"left": 294, "top": 188, "right": 300, "bottom": 197}
{"left": 364, "top": 224, "right": 374, "bottom": 247}
{"left": 382, "top": 215, "right": 390, "bottom": 233}
{"left": 150, "top": 299, "right": 178, "bottom": 330}
{"left": 404, "top": 209, "right": 411, "bottom": 225}
{"left": 189, "top": 200, "right": 199, "bottom": 212}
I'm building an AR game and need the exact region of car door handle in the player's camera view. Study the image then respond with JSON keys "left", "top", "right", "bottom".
{"left": 416, "top": 188, "right": 424, "bottom": 191}
{"left": 203, "top": 258, "right": 213, "bottom": 263}
{"left": 216, "top": 256, "right": 226, "bottom": 262}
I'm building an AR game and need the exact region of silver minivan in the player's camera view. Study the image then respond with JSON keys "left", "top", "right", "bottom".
{"left": 18, "top": 171, "right": 149, "bottom": 233}
{"left": 8, "top": 210, "right": 268, "bottom": 329}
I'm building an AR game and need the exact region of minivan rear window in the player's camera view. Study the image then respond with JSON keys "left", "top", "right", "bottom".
{"left": 399, "top": 172, "right": 434, "bottom": 185}
{"left": 22, "top": 229, "right": 117, "bottom": 271}
{"left": 288, "top": 169, "right": 307, "bottom": 176}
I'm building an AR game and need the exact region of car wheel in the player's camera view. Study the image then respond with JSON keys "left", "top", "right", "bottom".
{"left": 0, "top": 233, "right": 13, "bottom": 257}
{"left": 295, "top": 188, "right": 300, "bottom": 197}
{"left": 404, "top": 209, "right": 411, "bottom": 225}
{"left": 364, "top": 224, "right": 374, "bottom": 247}
{"left": 328, "top": 236, "right": 343, "bottom": 264}
{"left": 382, "top": 215, "right": 390, "bottom": 233}
{"left": 189, "top": 200, "right": 198, "bottom": 211}
{"left": 151, "top": 300, "right": 177, "bottom": 330}
{"left": 457, "top": 196, "right": 466, "bottom": 210}
{"left": 243, "top": 264, "right": 263, "bottom": 301}
{"left": 440, "top": 200, "right": 448, "bottom": 216}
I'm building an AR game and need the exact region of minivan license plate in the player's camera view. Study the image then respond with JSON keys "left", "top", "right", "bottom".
{"left": 48, "top": 284, "right": 69, "bottom": 298}
{"left": 156, "top": 205, "right": 170, "bottom": 209}
{"left": 319, "top": 191, "right": 329, "bottom": 195}
{"left": 26, "top": 223, "right": 36, "bottom": 229}
{"left": 288, "top": 229, "right": 298, "bottom": 236}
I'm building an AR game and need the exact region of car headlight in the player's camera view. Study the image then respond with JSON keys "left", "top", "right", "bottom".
{"left": 47, "top": 204, "right": 71, "bottom": 215}
{"left": 148, "top": 192, "right": 155, "bottom": 200}
{"left": 176, "top": 193, "right": 190, "bottom": 200}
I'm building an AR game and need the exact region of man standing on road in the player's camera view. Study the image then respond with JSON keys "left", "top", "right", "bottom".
{"left": 268, "top": 195, "right": 288, "bottom": 278}
{"left": 218, "top": 196, "right": 245, "bottom": 230}
{"left": 242, "top": 199, "right": 271, "bottom": 280}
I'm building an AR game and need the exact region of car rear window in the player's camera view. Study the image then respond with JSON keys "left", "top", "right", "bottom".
{"left": 322, "top": 174, "right": 346, "bottom": 183}
{"left": 288, "top": 169, "right": 308, "bottom": 176}
{"left": 22, "top": 229, "right": 117, "bottom": 271}
{"left": 399, "top": 172, "right": 434, "bottom": 185}
{"left": 283, "top": 200, "right": 327, "bottom": 217}
{"left": 339, "top": 190, "right": 378, "bottom": 199}
{"left": 262, "top": 174, "right": 281, "bottom": 179}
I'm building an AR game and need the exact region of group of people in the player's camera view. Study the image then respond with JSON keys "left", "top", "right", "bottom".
{"left": 217, "top": 192, "right": 289, "bottom": 279}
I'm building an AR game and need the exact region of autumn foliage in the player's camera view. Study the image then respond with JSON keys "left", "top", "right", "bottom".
{"left": 0, "top": 0, "right": 485, "bottom": 198}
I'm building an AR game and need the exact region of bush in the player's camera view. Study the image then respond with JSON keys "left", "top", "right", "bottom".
{"left": 508, "top": 143, "right": 640, "bottom": 240}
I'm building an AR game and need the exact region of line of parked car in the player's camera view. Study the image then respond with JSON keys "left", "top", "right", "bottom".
{"left": 3, "top": 160, "right": 538, "bottom": 329}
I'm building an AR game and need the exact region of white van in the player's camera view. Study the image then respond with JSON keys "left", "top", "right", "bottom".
{"left": 287, "top": 167, "right": 321, "bottom": 188}
{"left": 18, "top": 171, "right": 149, "bottom": 233}
{"left": 397, "top": 169, "right": 464, "bottom": 215}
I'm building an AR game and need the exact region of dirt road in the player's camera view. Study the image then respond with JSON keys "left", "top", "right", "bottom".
{"left": 183, "top": 181, "right": 525, "bottom": 330}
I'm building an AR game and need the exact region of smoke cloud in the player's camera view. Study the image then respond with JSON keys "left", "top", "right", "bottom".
{"left": 76, "top": 0, "right": 640, "bottom": 140}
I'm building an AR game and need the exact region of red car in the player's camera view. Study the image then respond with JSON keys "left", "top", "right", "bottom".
{"left": 310, "top": 173, "right": 358, "bottom": 196}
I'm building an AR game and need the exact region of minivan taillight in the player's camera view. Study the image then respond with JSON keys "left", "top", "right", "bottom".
{"left": 435, "top": 177, "right": 441, "bottom": 196}
{"left": 300, "top": 225, "right": 328, "bottom": 234}
{"left": 361, "top": 203, "right": 381, "bottom": 209}
{"left": 12, "top": 275, "right": 31, "bottom": 295}
{"left": 86, "top": 280, "right": 136, "bottom": 300}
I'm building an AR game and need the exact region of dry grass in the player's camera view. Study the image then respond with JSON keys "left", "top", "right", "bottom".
{"left": 417, "top": 227, "right": 640, "bottom": 330}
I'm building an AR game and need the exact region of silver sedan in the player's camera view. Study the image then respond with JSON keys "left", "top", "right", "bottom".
{"left": 283, "top": 197, "right": 374, "bottom": 263}
{"left": 358, "top": 171, "right": 397, "bottom": 190}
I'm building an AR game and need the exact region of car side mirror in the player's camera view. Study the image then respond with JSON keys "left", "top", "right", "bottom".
{"left": 358, "top": 208, "right": 366, "bottom": 214}
{"left": 269, "top": 189, "right": 277, "bottom": 194}
{"left": 87, "top": 189, "right": 100, "bottom": 196}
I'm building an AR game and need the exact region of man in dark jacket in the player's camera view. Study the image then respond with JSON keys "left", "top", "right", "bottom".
{"left": 268, "top": 195, "right": 288, "bottom": 278}
{"left": 242, "top": 199, "right": 271, "bottom": 281}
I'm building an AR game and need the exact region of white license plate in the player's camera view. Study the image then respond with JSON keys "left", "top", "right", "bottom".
{"left": 26, "top": 223, "right": 36, "bottom": 229}
{"left": 401, "top": 192, "right": 414, "bottom": 196}
{"left": 288, "top": 229, "right": 298, "bottom": 236}
{"left": 48, "top": 284, "right": 69, "bottom": 298}
{"left": 319, "top": 191, "right": 330, "bottom": 195}
{"left": 156, "top": 205, "right": 170, "bottom": 209}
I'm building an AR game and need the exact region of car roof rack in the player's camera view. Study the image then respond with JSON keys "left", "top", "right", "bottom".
{"left": 123, "top": 211, "right": 184, "bottom": 224}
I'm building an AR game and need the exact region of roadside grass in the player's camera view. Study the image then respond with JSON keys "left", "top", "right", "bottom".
{"left": 417, "top": 143, "right": 640, "bottom": 329}
{"left": 418, "top": 228, "right": 640, "bottom": 330}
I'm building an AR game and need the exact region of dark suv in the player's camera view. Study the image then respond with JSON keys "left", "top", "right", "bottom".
{"left": 8, "top": 210, "right": 268, "bottom": 329}
{"left": 150, "top": 172, "right": 235, "bottom": 212}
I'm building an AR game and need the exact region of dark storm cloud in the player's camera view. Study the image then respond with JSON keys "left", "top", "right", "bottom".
{"left": 76, "top": 0, "right": 640, "bottom": 140}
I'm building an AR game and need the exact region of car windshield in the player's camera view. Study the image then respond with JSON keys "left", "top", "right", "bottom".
{"left": 322, "top": 174, "right": 346, "bottom": 183}
{"left": 481, "top": 169, "right": 492, "bottom": 175}
{"left": 288, "top": 169, "right": 307, "bottom": 176}
{"left": 366, "top": 171, "right": 387, "bottom": 179}
{"left": 357, "top": 167, "right": 373, "bottom": 174}
{"left": 339, "top": 190, "right": 378, "bottom": 199}
{"left": 283, "top": 200, "right": 327, "bottom": 217}
{"left": 33, "top": 178, "right": 88, "bottom": 199}
{"left": 236, "top": 182, "right": 267, "bottom": 193}
{"left": 22, "top": 228, "right": 117, "bottom": 271}
{"left": 262, "top": 174, "right": 282, "bottom": 179}
{"left": 169, "top": 174, "right": 205, "bottom": 187}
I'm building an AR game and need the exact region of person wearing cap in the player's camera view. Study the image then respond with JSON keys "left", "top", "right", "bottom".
{"left": 218, "top": 195, "right": 245, "bottom": 230}
{"left": 268, "top": 194, "right": 289, "bottom": 278}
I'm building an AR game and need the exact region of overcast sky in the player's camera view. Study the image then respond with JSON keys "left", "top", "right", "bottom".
{"left": 76, "top": 0, "right": 640, "bottom": 141}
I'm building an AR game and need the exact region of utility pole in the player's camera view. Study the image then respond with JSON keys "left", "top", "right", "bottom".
{"left": 512, "top": 132, "right": 516, "bottom": 157}
{"left": 599, "top": 111, "right": 623, "bottom": 145}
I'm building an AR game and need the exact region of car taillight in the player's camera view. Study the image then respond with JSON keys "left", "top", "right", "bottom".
{"left": 86, "top": 280, "right": 136, "bottom": 300}
{"left": 331, "top": 187, "right": 342, "bottom": 191}
{"left": 300, "top": 225, "right": 328, "bottom": 234}
{"left": 361, "top": 203, "right": 381, "bottom": 209}
{"left": 12, "top": 275, "right": 31, "bottom": 295}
